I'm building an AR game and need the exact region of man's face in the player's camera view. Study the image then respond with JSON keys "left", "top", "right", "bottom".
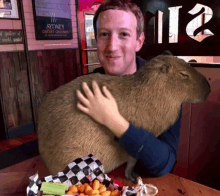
{"left": 96, "top": 9, "right": 144, "bottom": 76}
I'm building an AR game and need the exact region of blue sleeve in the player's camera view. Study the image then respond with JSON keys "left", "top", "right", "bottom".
{"left": 117, "top": 107, "right": 182, "bottom": 176}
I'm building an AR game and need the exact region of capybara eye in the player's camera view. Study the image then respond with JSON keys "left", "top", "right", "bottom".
{"left": 180, "top": 71, "right": 189, "bottom": 79}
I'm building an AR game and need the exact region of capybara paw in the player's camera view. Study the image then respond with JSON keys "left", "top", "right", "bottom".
{"left": 125, "top": 170, "right": 139, "bottom": 184}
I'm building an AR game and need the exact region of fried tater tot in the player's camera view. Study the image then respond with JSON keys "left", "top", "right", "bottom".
{"left": 80, "top": 193, "right": 85, "bottom": 196}
{"left": 69, "top": 185, "right": 78, "bottom": 194}
{"left": 98, "top": 184, "right": 106, "bottom": 194}
{"left": 85, "top": 185, "right": 93, "bottom": 194}
{"left": 110, "top": 190, "right": 120, "bottom": 196}
{"left": 92, "top": 194, "right": 101, "bottom": 196}
{"left": 101, "top": 191, "right": 111, "bottom": 196}
{"left": 66, "top": 190, "right": 74, "bottom": 195}
{"left": 93, "top": 180, "right": 100, "bottom": 190}
{"left": 84, "top": 183, "right": 90, "bottom": 187}
{"left": 77, "top": 184, "right": 86, "bottom": 193}
{"left": 88, "top": 190, "right": 99, "bottom": 195}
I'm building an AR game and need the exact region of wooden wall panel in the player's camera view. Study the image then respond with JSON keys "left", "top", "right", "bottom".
{"left": 187, "top": 68, "right": 220, "bottom": 190}
{"left": 0, "top": 52, "right": 33, "bottom": 130}
{"left": 0, "top": 96, "right": 6, "bottom": 140}
{"left": 28, "top": 48, "right": 82, "bottom": 123}
{"left": 172, "top": 103, "right": 191, "bottom": 179}
{"left": 0, "top": 48, "right": 81, "bottom": 139}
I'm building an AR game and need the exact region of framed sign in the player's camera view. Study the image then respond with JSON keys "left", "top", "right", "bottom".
{"left": 0, "top": 0, "right": 19, "bottom": 19}
{"left": 0, "top": 30, "right": 23, "bottom": 44}
{"left": 203, "top": 14, "right": 213, "bottom": 35}
{"left": 137, "top": 0, "right": 220, "bottom": 56}
{"left": 32, "top": 0, "right": 73, "bottom": 40}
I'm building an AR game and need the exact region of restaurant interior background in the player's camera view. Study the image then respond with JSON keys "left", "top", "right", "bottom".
{"left": 0, "top": 0, "right": 219, "bottom": 191}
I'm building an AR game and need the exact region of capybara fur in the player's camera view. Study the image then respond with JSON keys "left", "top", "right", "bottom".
{"left": 37, "top": 53, "right": 210, "bottom": 180}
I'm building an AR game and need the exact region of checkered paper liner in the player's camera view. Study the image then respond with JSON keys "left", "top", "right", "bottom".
{"left": 27, "top": 154, "right": 158, "bottom": 196}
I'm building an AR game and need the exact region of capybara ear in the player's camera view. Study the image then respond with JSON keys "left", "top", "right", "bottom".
{"left": 162, "top": 50, "right": 173, "bottom": 56}
{"left": 153, "top": 61, "right": 171, "bottom": 73}
{"left": 160, "top": 63, "right": 170, "bottom": 73}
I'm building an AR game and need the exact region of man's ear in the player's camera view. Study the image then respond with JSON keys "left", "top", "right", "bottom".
{"left": 162, "top": 50, "right": 173, "bottom": 56}
{"left": 135, "top": 32, "right": 145, "bottom": 52}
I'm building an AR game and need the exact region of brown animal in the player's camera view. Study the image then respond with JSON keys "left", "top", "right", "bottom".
{"left": 37, "top": 53, "right": 210, "bottom": 183}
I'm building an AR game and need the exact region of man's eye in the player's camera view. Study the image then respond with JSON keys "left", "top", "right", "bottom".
{"left": 99, "top": 32, "right": 108, "bottom": 37}
{"left": 121, "top": 32, "right": 129, "bottom": 37}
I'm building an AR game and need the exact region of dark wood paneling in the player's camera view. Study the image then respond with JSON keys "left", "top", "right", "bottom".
{"left": 0, "top": 95, "right": 7, "bottom": 140}
{"left": 0, "top": 48, "right": 81, "bottom": 139}
{"left": 28, "top": 48, "right": 82, "bottom": 124}
{"left": 187, "top": 68, "right": 220, "bottom": 190}
{"left": 173, "top": 103, "right": 192, "bottom": 179}
{"left": 0, "top": 51, "right": 33, "bottom": 131}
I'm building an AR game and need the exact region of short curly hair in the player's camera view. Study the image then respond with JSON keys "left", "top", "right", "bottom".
{"left": 93, "top": 0, "right": 144, "bottom": 40}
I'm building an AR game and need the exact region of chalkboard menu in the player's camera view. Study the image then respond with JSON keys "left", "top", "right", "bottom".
{"left": 0, "top": 30, "right": 23, "bottom": 44}
{"left": 32, "top": 0, "right": 73, "bottom": 40}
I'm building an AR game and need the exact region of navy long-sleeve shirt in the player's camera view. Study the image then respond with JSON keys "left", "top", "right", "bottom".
{"left": 92, "top": 56, "right": 182, "bottom": 176}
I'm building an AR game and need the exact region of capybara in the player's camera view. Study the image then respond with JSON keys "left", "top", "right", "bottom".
{"left": 37, "top": 53, "right": 210, "bottom": 183}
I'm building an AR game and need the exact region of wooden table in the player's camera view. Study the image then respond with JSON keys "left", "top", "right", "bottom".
{"left": 1, "top": 156, "right": 219, "bottom": 196}
{"left": 107, "top": 164, "right": 220, "bottom": 196}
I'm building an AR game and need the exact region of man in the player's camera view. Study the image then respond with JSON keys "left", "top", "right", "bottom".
{"left": 76, "top": 0, "right": 182, "bottom": 178}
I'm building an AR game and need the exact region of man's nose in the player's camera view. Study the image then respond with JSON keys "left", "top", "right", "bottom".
{"left": 107, "top": 34, "right": 118, "bottom": 51}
